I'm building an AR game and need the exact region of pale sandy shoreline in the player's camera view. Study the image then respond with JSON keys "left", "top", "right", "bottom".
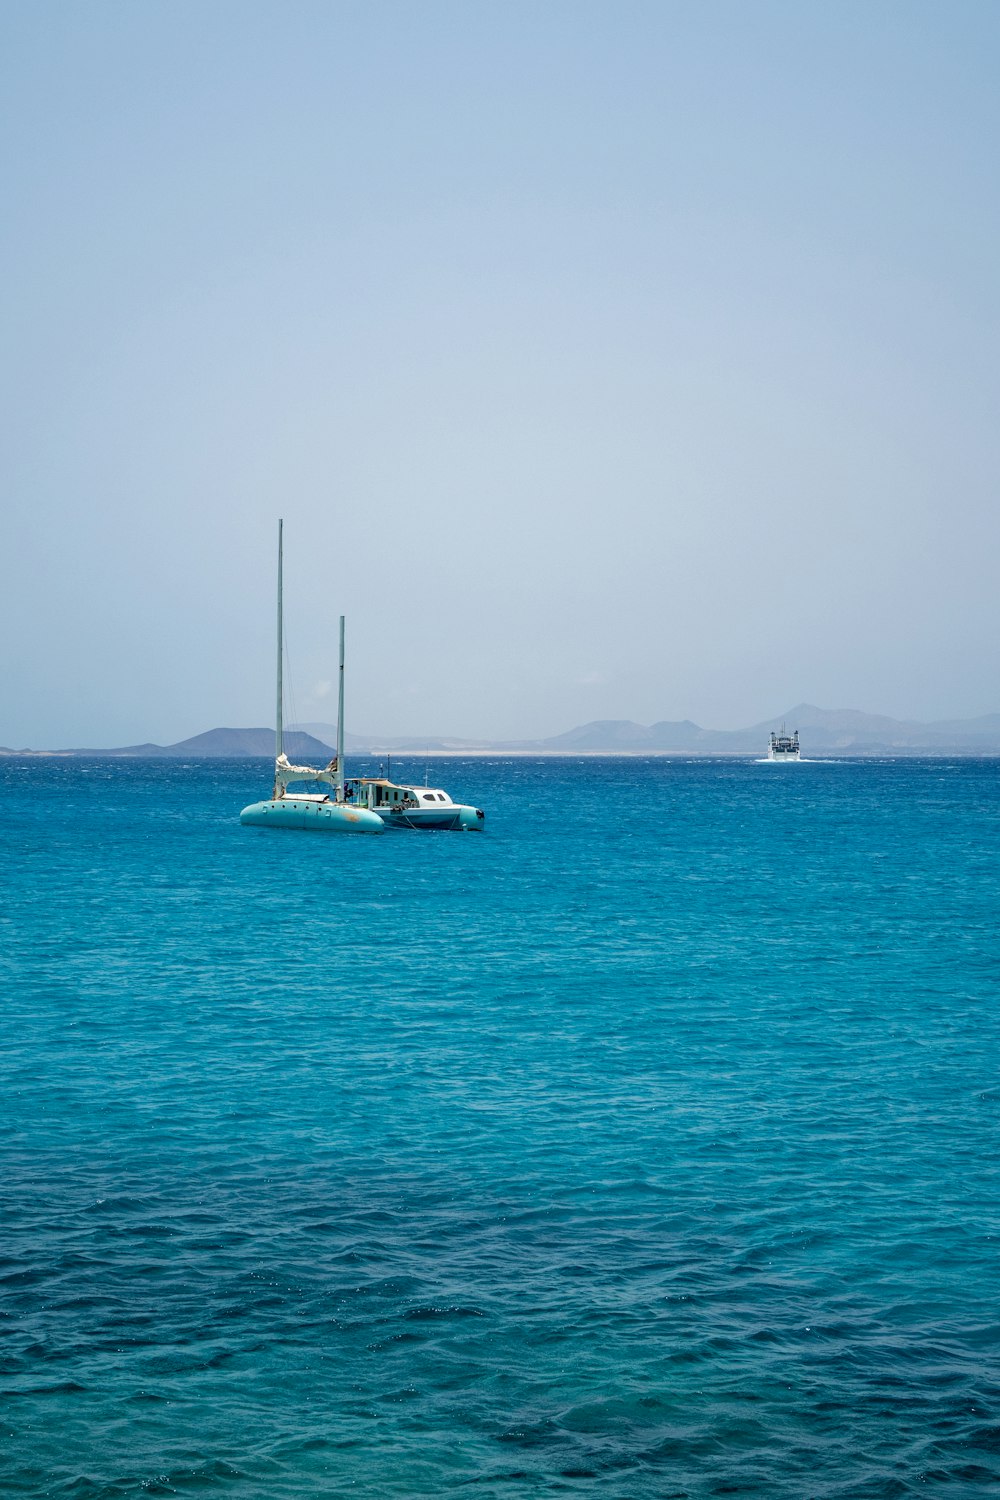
{"left": 3, "top": 747, "right": 999, "bottom": 760}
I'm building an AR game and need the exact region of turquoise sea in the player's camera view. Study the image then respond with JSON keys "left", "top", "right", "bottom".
{"left": 2, "top": 755, "right": 999, "bottom": 1497}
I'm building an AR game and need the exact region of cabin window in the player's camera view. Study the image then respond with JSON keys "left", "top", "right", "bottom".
{"left": 422, "top": 793, "right": 435, "bottom": 801}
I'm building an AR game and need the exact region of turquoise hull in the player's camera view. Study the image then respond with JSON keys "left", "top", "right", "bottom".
{"left": 240, "top": 798, "right": 384, "bottom": 833}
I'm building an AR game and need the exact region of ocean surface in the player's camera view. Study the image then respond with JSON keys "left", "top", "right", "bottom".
{"left": 2, "top": 754, "right": 999, "bottom": 1498}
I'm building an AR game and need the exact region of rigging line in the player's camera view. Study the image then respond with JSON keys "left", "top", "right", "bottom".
{"left": 282, "top": 626, "right": 301, "bottom": 751}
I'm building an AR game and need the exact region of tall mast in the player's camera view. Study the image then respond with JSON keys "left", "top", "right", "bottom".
{"left": 276, "top": 518, "right": 284, "bottom": 762}
{"left": 336, "top": 614, "right": 345, "bottom": 802}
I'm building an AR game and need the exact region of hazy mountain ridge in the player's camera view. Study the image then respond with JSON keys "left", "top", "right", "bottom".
{"left": 299, "top": 705, "right": 1000, "bottom": 754}
{"left": 531, "top": 704, "right": 1000, "bottom": 753}
{"left": 51, "top": 728, "right": 338, "bottom": 759}
{"left": 4, "top": 705, "right": 1000, "bottom": 757}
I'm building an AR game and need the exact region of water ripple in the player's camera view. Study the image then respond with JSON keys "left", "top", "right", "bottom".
{"left": 1, "top": 755, "right": 999, "bottom": 1496}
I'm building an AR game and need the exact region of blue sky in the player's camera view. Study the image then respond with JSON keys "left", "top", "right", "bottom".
{"left": 3, "top": 1, "right": 999, "bottom": 745}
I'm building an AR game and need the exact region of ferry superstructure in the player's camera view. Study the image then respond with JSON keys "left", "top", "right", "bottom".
{"left": 767, "top": 726, "right": 801, "bottom": 761}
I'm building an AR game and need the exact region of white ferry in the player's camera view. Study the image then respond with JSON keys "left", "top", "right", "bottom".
{"left": 767, "top": 725, "right": 801, "bottom": 761}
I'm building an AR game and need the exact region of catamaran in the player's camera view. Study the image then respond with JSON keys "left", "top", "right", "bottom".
{"left": 240, "top": 521, "right": 384, "bottom": 834}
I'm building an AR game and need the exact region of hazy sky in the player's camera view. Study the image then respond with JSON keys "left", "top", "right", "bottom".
{"left": 3, "top": 1, "right": 999, "bottom": 746}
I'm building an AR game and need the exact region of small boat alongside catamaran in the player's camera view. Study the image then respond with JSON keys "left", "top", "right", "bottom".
{"left": 344, "top": 767, "right": 485, "bottom": 830}
{"left": 240, "top": 521, "right": 484, "bottom": 833}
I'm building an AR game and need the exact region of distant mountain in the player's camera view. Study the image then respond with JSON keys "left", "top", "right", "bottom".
{"left": 539, "top": 719, "right": 704, "bottom": 751}
{"left": 737, "top": 704, "right": 1000, "bottom": 753}
{"left": 297, "top": 706, "right": 1000, "bottom": 754}
{"left": 57, "top": 727, "right": 337, "bottom": 759}
{"left": 290, "top": 723, "right": 377, "bottom": 751}
{"left": 6, "top": 705, "right": 998, "bottom": 759}
{"left": 292, "top": 722, "right": 496, "bottom": 753}
{"left": 532, "top": 705, "right": 1000, "bottom": 754}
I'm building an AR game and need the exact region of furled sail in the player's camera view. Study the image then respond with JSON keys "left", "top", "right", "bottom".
{"left": 273, "top": 752, "right": 338, "bottom": 799}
